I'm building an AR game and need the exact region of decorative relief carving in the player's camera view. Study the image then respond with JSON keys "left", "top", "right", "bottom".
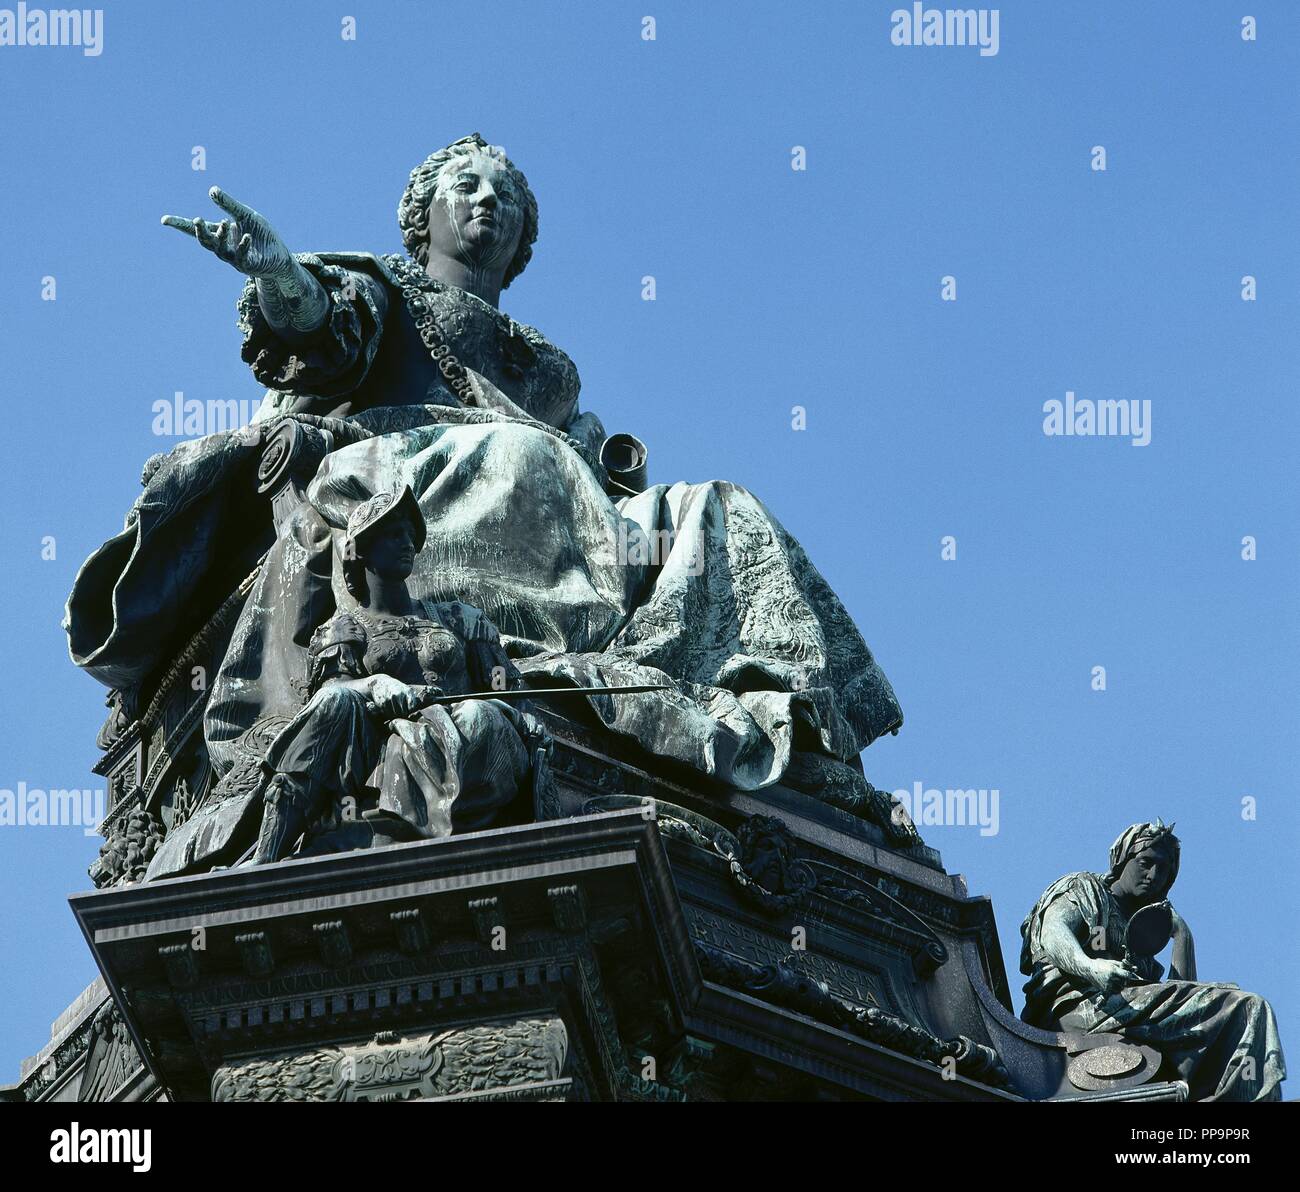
{"left": 211, "top": 1018, "right": 568, "bottom": 1102}
{"left": 88, "top": 809, "right": 165, "bottom": 888}
{"left": 695, "top": 943, "right": 1011, "bottom": 1090}
{"left": 79, "top": 1004, "right": 142, "bottom": 1102}
{"left": 686, "top": 907, "right": 884, "bottom": 1009}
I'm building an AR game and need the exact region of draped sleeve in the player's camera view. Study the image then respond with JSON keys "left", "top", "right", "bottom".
{"left": 1021, "top": 872, "right": 1110, "bottom": 973}
{"left": 1019, "top": 871, "right": 1110, "bottom": 1027}
{"left": 237, "top": 253, "right": 388, "bottom": 399}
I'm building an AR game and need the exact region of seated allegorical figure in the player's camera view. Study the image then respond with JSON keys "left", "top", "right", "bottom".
{"left": 252, "top": 486, "right": 537, "bottom": 863}
{"left": 1020, "top": 820, "right": 1286, "bottom": 1101}
{"left": 71, "top": 131, "right": 912, "bottom": 882}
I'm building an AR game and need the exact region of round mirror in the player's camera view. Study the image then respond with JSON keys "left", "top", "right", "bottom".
{"left": 1125, "top": 901, "right": 1173, "bottom": 958}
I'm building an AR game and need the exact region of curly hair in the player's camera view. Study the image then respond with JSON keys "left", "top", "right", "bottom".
{"left": 397, "top": 133, "right": 539, "bottom": 289}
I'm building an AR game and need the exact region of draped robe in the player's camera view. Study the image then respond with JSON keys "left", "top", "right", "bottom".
{"left": 66, "top": 250, "right": 910, "bottom": 874}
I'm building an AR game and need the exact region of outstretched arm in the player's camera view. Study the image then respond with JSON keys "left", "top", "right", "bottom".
{"left": 163, "top": 187, "right": 330, "bottom": 344}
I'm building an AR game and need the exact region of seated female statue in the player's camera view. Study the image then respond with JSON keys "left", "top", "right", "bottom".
{"left": 1020, "top": 821, "right": 1286, "bottom": 1101}
{"left": 71, "top": 133, "right": 910, "bottom": 878}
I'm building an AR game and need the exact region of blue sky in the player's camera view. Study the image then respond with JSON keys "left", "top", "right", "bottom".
{"left": 1, "top": 1, "right": 1295, "bottom": 1087}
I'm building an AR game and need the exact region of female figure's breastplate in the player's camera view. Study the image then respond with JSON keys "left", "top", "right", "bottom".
{"left": 359, "top": 614, "right": 464, "bottom": 689}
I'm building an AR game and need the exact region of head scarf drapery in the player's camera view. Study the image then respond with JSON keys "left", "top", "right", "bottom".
{"left": 1106, "top": 819, "right": 1181, "bottom": 889}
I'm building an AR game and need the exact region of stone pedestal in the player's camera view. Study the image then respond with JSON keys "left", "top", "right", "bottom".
{"left": 16, "top": 714, "right": 1186, "bottom": 1103}
{"left": 70, "top": 811, "right": 693, "bottom": 1102}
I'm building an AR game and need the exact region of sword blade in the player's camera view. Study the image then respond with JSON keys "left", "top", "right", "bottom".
{"left": 426, "top": 683, "right": 672, "bottom": 704}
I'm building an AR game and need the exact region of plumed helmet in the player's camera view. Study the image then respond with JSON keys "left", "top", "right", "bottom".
{"left": 344, "top": 486, "right": 426, "bottom": 560}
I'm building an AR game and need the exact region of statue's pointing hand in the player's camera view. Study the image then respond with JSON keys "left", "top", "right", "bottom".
{"left": 162, "top": 187, "right": 294, "bottom": 280}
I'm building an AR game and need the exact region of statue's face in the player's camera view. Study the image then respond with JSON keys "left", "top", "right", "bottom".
{"left": 362, "top": 517, "right": 418, "bottom": 582}
{"left": 1113, "top": 844, "right": 1175, "bottom": 906}
{"left": 426, "top": 148, "right": 525, "bottom": 274}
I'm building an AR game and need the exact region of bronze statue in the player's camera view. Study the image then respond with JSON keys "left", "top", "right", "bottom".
{"left": 72, "top": 132, "right": 909, "bottom": 880}
{"left": 1020, "top": 821, "right": 1286, "bottom": 1101}
{"left": 251, "top": 487, "right": 536, "bottom": 862}
{"left": 160, "top": 135, "right": 586, "bottom": 434}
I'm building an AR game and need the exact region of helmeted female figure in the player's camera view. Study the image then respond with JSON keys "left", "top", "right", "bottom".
{"left": 252, "top": 487, "right": 534, "bottom": 863}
